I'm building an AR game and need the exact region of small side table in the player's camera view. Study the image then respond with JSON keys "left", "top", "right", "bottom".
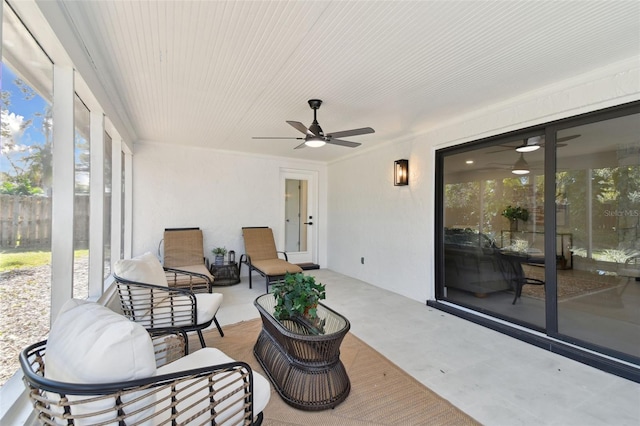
{"left": 209, "top": 261, "right": 240, "bottom": 286}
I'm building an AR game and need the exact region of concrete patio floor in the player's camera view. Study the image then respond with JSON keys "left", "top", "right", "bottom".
{"left": 214, "top": 269, "right": 640, "bottom": 426}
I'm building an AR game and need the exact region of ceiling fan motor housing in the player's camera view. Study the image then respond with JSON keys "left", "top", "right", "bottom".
{"left": 306, "top": 99, "right": 325, "bottom": 140}
{"left": 308, "top": 122, "right": 324, "bottom": 138}
{"left": 308, "top": 99, "right": 323, "bottom": 109}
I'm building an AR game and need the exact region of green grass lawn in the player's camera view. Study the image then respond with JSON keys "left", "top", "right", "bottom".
{"left": 0, "top": 249, "right": 88, "bottom": 272}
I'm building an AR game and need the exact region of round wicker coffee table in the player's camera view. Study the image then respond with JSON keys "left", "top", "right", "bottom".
{"left": 253, "top": 293, "right": 351, "bottom": 411}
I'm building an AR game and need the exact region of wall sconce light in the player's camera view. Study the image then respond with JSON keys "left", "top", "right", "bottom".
{"left": 394, "top": 159, "right": 409, "bottom": 186}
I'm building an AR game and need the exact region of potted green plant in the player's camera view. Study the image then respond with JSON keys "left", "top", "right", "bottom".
{"left": 211, "top": 247, "right": 227, "bottom": 265}
{"left": 270, "top": 272, "right": 326, "bottom": 332}
{"left": 501, "top": 205, "right": 529, "bottom": 232}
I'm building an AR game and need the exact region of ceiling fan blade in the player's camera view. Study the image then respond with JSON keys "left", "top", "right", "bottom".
{"left": 286, "top": 121, "right": 311, "bottom": 135}
{"left": 327, "top": 127, "right": 375, "bottom": 139}
{"left": 557, "top": 134, "right": 580, "bottom": 143}
{"left": 325, "top": 138, "right": 361, "bottom": 148}
{"left": 526, "top": 134, "right": 579, "bottom": 146}
{"left": 293, "top": 142, "right": 307, "bottom": 149}
{"left": 485, "top": 146, "right": 516, "bottom": 154}
{"left": 252, "top": 136, "right": 304, "bottom": 140}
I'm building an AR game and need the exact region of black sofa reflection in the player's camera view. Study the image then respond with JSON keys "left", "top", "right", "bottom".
{"left": 444, "top": 228, "right": 512, "bottom": 297}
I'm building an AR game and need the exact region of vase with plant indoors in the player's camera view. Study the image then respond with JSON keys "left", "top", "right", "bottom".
{"left": 211, "top": 247, "right": 227, "bottom": 266}
{"left": 501, "top": 205, "right": 529, "bottom": 232}
{"left": 270, "top": 272, "right": 326, "bottom": 333}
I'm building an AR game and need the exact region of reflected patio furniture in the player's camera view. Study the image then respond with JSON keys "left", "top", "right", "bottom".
{"left": 162, "top": 227, "right": 214, "bottom": 292}
{"left": 618, "top": 255, "right": 640, "bottom": 282}
{"left": 443, "top": 228, "right": 512, "bottom": 296}
{"left": 240, "top": 227, "right": 303, "bottom": 291}
{"left": 499, "top": 251, "right": 546, "bottom": 304}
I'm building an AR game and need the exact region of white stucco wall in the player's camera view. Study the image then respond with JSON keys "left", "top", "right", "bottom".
{"left": 131, "top": 144, "right": 328, "bottom": 271}
{"left": 130, "top": 59, "right": 638, "bottom": 303}
{"left": 327, "top": 57, "right": 640, "bottom": 304}
{"left": 327, "top": 140, "right": 433, "bottom": 302}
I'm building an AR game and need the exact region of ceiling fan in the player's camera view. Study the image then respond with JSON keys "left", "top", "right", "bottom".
{"left": 486, "top": 134, "right": 580, "bottom": 154}
{"left": 252, "top": 99, "right": 375, "bottom": 149}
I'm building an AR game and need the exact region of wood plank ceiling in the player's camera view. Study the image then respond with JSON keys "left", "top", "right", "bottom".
{"left": 49, "top": 0, "right": 639, "bottom": 162}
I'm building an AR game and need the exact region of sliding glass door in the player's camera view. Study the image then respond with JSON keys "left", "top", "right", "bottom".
{"left": 437, "top": 103, "right": 640, "bottom": 365}
{"left": 555, "top": 114, "right": 640, "bottom": 359}
{"left": 441, "top": 132, "right": 547, "bottom": 330}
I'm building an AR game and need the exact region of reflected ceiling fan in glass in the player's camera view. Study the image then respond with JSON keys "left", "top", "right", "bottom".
{"left": 516, "top": 136, "right": 542, "bottom": 153}
{"left": 511, "top": 153, "right": 530, "bottom": 175}
{"left": 487, "top": 134, "right": 580, "bottom": 154}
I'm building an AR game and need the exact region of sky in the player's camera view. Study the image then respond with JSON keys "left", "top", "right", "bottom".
{"left": 1, "top": 62, "right": 50, "bottom": 175}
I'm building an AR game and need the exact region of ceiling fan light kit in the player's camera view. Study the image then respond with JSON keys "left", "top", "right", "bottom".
{"left": 512, "top": 153, "right": 530, "bottom": 175}
{"left": 253, "top": 99, "right": 374, "bottom": 149}
{"left": 488, "top": 134, "right": 579, "bottom": 154}
{"left": 516, "top": 136, "right": 542, "bottom": 153}
{"left": 305, "top": 138, "right": 326, "bottom": 148}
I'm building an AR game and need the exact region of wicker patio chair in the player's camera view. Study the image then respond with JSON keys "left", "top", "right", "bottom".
{"left": 240, "top": 227, "right": 303, "bottom": 292}
{"left": 114, "top": 252, "right": 224, "bottom": 346}
{"left": 20, "top": 300, "right": 269, "bottom": 425}
{"left": 162, "top": 227, "right": 214, "bottom": 293}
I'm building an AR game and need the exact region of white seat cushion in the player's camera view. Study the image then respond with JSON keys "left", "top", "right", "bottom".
{"left": 155, "top": 348, "right": 270, "bottom": 425}
{"left": 132, "top": 293, "right": 223, "bottom": 328}
{"left": 170, "top": 263, "right": 214, "bottom": 281}
{"left": 114, "top": 252, "right": 168, "bottom": 286}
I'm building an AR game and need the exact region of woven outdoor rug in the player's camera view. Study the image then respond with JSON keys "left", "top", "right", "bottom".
{"left": 197, "top": 319, "right": 479, "bottom": 426}
{"left": 521, "top": 264, "right": 621, "bottom": 301}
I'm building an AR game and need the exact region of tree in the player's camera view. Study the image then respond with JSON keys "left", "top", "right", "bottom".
{"left": 1, "top": 76, "right": 53, "bottom": 195}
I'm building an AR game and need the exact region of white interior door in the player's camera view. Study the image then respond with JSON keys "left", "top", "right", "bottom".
{"left": 280, "top": 169, "right": 317, "bottom": 265}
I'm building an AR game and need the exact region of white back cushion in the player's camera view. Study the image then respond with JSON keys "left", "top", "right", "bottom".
{"left": 47, "top": 299, "right": 157, "bottom": 382}
{"left": 46, "top": 299, "right": 157, "bottom": 425}
{"left": 114, "top": 252, "right": 168, "bottom": 286}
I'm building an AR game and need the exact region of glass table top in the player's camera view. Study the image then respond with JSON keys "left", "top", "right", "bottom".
{"left": 255, "top": 293, "right": 348, "bottom": 336}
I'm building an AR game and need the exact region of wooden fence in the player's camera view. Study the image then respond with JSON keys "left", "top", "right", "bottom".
{"left": 0, "top": 194, "right": 89, "bottom": 249}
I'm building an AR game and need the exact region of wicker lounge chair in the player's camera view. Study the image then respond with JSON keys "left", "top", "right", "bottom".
{"left": 162, "top": 227, "right": 214, "bottom": 292}
{"left": 20, "top": 299, "right": 269, "bottom": 425}
{"left": 240, "top": 227, "right": 303, "bottom": 291}
{"left": 114, "top": 252, "right": 224, "bottom": 347}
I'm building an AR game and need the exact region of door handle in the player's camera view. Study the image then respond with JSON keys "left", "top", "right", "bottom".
{"left": 303, "top": 222, "right": 313, "bottom": 225}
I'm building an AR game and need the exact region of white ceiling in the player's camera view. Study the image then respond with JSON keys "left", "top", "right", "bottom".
{"left": 46, "top": 0, "right": 640, "bottom": 162}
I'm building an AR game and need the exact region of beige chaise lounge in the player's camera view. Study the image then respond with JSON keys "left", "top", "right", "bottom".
{"left": 240, "top": 226, "right": 302, "bottom": 291}
{"left": 162, "top": 227, "right": 215, "bottom": 292}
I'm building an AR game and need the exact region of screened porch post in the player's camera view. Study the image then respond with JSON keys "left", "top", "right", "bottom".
{"left": 50, "top": 65, "right": 75, "bottom": 322}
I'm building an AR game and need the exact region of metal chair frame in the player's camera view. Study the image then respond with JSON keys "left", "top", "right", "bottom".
{"left": 114, "top": 274, "right": 224, "bottom": 348}
{"left": 20, "top": 328, "right": 263, "bottom": 425}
